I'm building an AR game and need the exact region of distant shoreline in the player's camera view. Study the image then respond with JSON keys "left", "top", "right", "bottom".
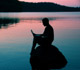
{"left": 21, "top": 2, "right": 80, "bottom": 12}
{"left": 0, "top": 1, "right": 80, "bottom": 12}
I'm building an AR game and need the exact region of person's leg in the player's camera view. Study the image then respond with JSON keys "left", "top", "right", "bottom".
{"left": 31, "top": 37, "right": 37, "bottom": 55}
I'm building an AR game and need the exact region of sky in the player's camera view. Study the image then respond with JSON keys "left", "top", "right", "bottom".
{"left": 19, "top": 0, "right": 80, "bottom": 7}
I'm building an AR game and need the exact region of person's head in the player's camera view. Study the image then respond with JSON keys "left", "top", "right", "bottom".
{"left": 42, "top": 18, "right": 49, "bottom": 26}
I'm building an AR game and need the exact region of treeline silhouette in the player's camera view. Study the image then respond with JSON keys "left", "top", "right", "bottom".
{"left": 0, "top": 18, "right": 19, "bottom": 29}
{"left": 0, "top": 0, "right": 22, "bottom": 12}
{"left": 0, "top": 1, "right": 80, "bottom": 12}
{"left": 21, "top": 2, "right": 80, "bottom": 12}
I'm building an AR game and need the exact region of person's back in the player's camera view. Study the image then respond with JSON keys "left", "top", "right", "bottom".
{"left": 43, "top": 24, "right": 54, "bottom": 45}
{"left": 41, "top": 18, "right": 54, "bottom": 45}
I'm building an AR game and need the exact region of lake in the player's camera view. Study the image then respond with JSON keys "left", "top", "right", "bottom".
{"left": 0, "top": 12, "right": 80, "bottom": 70}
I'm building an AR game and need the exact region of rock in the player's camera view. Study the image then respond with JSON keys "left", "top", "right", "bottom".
{"left": 30, "top": 45, "right": 67, "bottom": 69}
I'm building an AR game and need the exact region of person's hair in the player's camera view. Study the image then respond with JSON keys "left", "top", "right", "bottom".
{"left": 42, "top": 18, "right": 49, "bottom": 23}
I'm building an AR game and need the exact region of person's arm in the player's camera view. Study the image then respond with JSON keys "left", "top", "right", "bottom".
{"left": 31, "top": 30, "right": 43, "bottom": 37}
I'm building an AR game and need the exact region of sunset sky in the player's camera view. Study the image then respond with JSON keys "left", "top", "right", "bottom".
{"left": 19, "top": 0, "right": 80, "bottom": 7}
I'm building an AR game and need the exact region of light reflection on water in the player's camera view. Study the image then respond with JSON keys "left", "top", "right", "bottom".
{"left": 0, "top": 12, "right": 80, "bottom": 70}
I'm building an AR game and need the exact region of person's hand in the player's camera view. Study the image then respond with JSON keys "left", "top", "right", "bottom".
{"left": 31, "top": 30, "right": 34, "bottom": 34}
{"left": 31, "top": 30, "right": 35, "bottom": 36}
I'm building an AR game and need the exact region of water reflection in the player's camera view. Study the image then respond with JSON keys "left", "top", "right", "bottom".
{"left": 0, "top": 18, "right": 19, "bottom": 29}
{"left": 0, "top": 12, "right": 80, "bottom": 70}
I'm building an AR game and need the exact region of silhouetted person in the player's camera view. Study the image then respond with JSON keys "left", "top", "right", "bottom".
{"left": 30, "top": 18, "right": 67, "bottom": 70}
{"left": 31, "top": 18, "right": 54, "bottom": 54}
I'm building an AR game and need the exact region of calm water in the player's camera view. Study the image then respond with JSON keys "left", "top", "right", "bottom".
{"left": 0, "top": 12, "right": 80, "bottom": 70}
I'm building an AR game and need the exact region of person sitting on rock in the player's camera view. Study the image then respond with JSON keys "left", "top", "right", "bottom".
{"left": 31, "top": 18, "right": 54, "bottom": 54}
